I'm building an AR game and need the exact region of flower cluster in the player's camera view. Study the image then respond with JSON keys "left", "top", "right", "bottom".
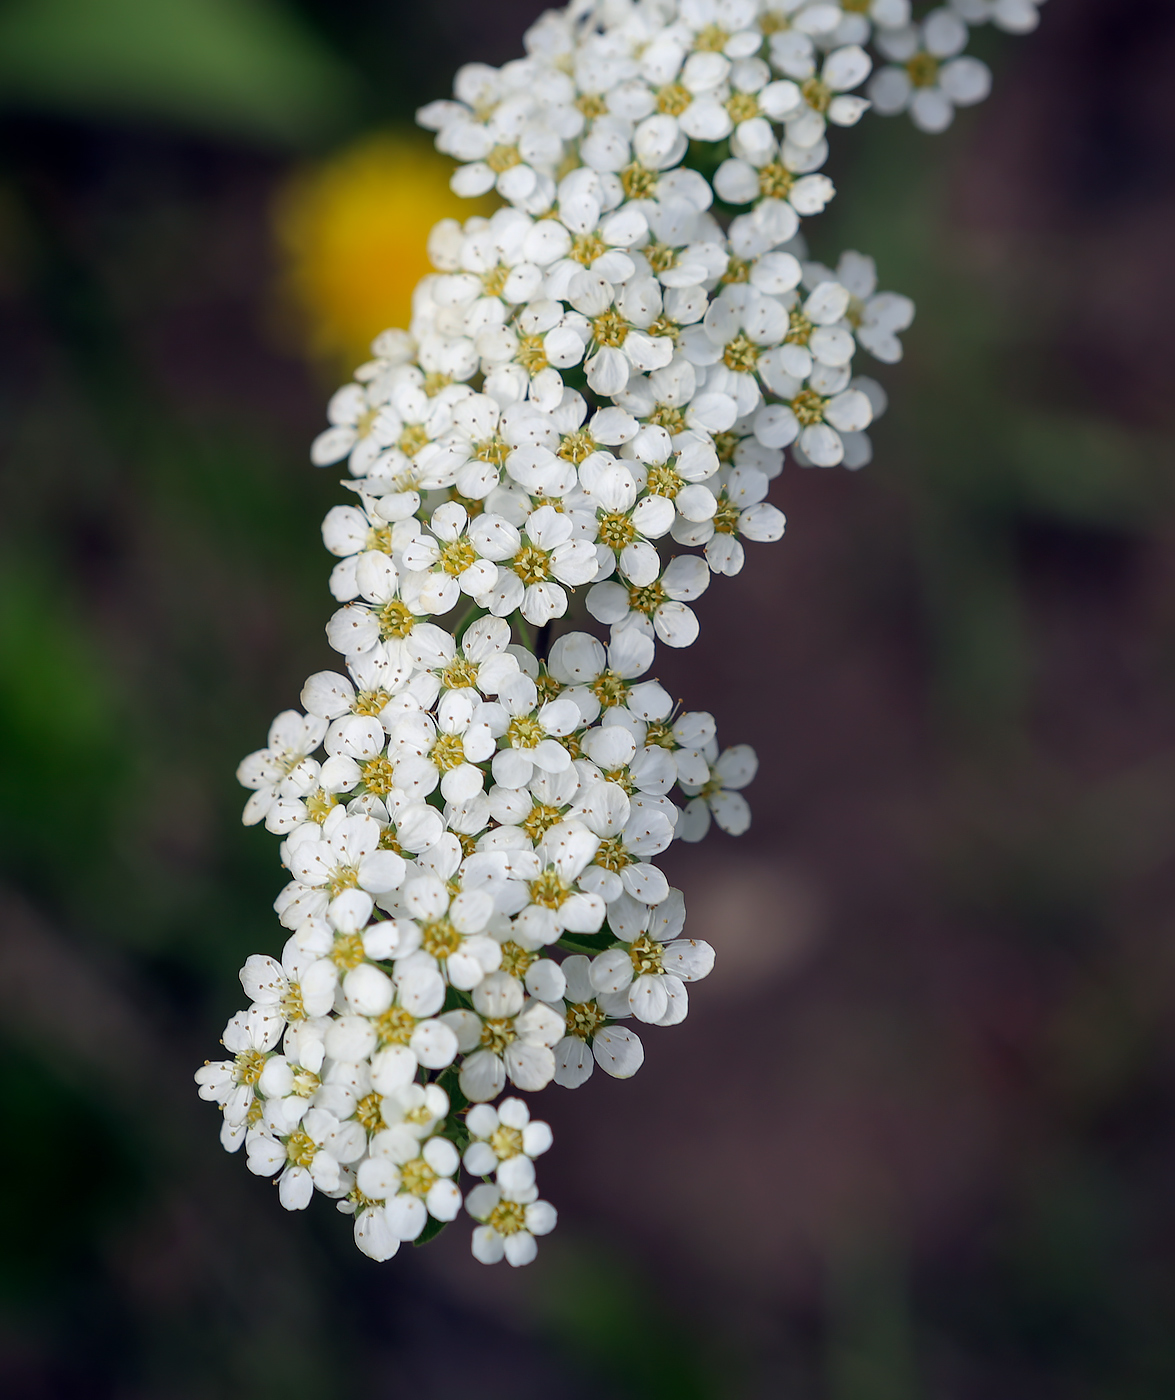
{"left": 199, "top": 0, "right": 1041, "bottom": 1265}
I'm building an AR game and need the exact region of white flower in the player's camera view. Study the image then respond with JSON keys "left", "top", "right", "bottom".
{"left": 586, "top": 552, "right": 710, "bottom": 648}
{"left": 550, "top": 954, "right": 646, "bottom": 1088}
{"left": 246, "top": 1106, "right": 366, "bottom": 1211}
{"left": 394, "top": 875, "right": 501, "bottom": 990}
{"left": 670, "top": 464, "right": 786, "bottom": 575}
{"left": 398, "top": 501, "right": 500, "bottom": 614}
{"left": 355, "top": 1130, "right": 463, "bottom": 1238}
{"left": 471, "top": 506, "right": 598, "bottom": 625}
{"left": 237, "top": 711, "right": 328, "bottom": 827}
{"left": 389, "top": 690, "right": 499, "bottom": 804}
{"left": 868, "top": 10, "right": 992, "bottom": 133}
{"left": 752, "top": 367, "right": 874, "bottom": 468}
{"left": 488, "top": 671, "right": 581, "bottom": 789}
{"left": 463, "top": 1097, "right": 553, "bottom": 1189}
{"left": 804, "top": 251, "right": 915, "bottom": 363}
{"left": 510, "top": 821, "right": 607, "bottom": 946}
{"left": 283, "top": 810, "right": 405, "bottom": 923}
{"left": 567, "top": 270, "right": 676, "bottom": 396}
{"left": 457, "top": 971, "right": 566, "bottom": 1100}
{"left": 678, "top": 741, "right": 759, "bottom": 839}
{"left": 466, "top": 1180, "right": 557, "bottom": 1267}
{"left": 588, "top": 888, "right": 714, "bottom": 1024}
{"left": 780, "top": 45, "right": 872, "bottom": 150}
{"left": 546, "top": 628, "right": 661, "bottom": 726}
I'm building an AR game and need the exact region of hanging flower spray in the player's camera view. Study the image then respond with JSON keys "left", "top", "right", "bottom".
{"left": 197, "top": 0, "right": 1044, "bottom": 1265}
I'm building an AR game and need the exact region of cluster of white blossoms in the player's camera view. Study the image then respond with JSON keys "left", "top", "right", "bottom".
{"left": 198, "top": 0, "right": 1039, "bottom": 1265}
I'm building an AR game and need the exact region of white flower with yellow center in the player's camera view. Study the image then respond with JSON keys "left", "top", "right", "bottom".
{"left": 456, "top": 971, "right": 566, "bottom": 1100}
{"left": 414, "top": 614, "right": 522, "bottom": 703}
{"left": 194, "top": 1003, "right": 283, "bottom": 1127}
{"left": 509, "top": 820, "right": 607, "bottom": 947}
{"left": 546, "top": 628, "right": 660, "bottom": 727}
{"left": 310, "top": 379, "right": 396, "bottom": 477}
{"left": 867, "top": 9, "right": 992, "bottom": 133}
{"left": 355, "top": 1130, "right": 463, "bottom": 1238}
{"left": 388, "top": 872, "right": 497, "bottom": 978}
{"left": 566, "top": 270, "right": 676, "bottom": 397}
{"left": 469, "top": 503, "right": 599, "bottom": 625}
{"left": 299, "top": 645, "right": 411, "bottom": 733}
{"left": 397, "top": 502, "right": 500, "bottom": 615}
{"left": 282, "top": 809, "right": 406, "bottom": 926}
{"left": 320, "top": 490, "right": 420, "bottom": 602}
{"left": 776, "top": 45, "right": 873, "bottom": 149}
{"left": 463, "top": 1097, "right": 553, "bottom": 1186}
{"left": 712, "top": 146, "right": 836, "bottom": 231}
{"left": 803, "top": 250, "right": 915, "bottom": 364}
{"left": 586, "top": 551, "right": 710, "bottom": 649}
{"left": 617, "top": 358, "right": 737, "bottom": 444}
{"left": 579, "top": 455, "right": 675, "bottom": 588}
{"left": 567, "top": 773, "right": 675, "bottom": 905}
{"left": 388, "top": 690, "right": 500, "bottom": 805}
{"left": 486, "top": 671, "right": 581, "bottom": 789}
{"left": 549, "top": 955, "right": 646, "bottom": 1088}
{"left": 329, "top": 960, "right": 459, "bottom": 1095}
{"left": 589, "top": 887, "right": 715, "bottom": 1023}
{"left": 670, "top": 462, "right": 786, "bottom": 575}
{"left": 246, "top": 1106, "right": 366, "bottom": 1211}
{"left": 236, "top": 711, "right": 328, "bottom": 828}
{"left": 238, "top": 944, "right": 336, "bottom": 1040}
{"left": 678, "top": 740, "right": 758, "bottom": 839}
{"left": 465, "top": 1180, "right": 557, "bottom": 1267}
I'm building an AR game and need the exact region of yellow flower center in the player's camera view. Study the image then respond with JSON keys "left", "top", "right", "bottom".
{"left": 558, "top": 427, "right": 598, "bottom": 463}
{"left": 233, "top": 1049, "right": 266, "bottom": 1086}
{"left": 529, "top": 869, "right": 571, "bottom": 909}
{"left": 378, "top": 598, "right": 416, "bottom": 640}
{"left": 360, "top": 755, "right": 397, "bottom": 796}
{"left": 592, "top": 308, "right": 629, "bottom": 348}
{"left": 474, "top": 433, "right": 509, "bottom": 465}
{"left": 486, "top": 144, "right": 522, "bottom": 173}
{"left": 656, "top": 83, "right": 692, "bottom": 116}
{"left": 598, "top": 511, "right": 636, "bottom": 550}
{"left": 906, "top": 52, "right": 940, "bottom": 88}
{"left": 354, "top": 687, "right": 392, "bottom": 717}
{"left": 366, "top": 524, "right": 394, "bottom": 553}
{"left": 480, "top": 1017, "right": 517, "bottom": 1054}
{"left": 431, "top": 732, "right": 466, "bottom": 771}
{"left": 489, "top": 1124, "right": 525, "bottom": 1159}
{"left": 330, "top": 931, "right": 367, "bottom": 970}
{"left": 482, "top": 264, "right": 510, "bottom": 297}
{"left": 488, "top": 1198, "right": 529, "bottom": 1235}
{"left": 400, "top": 1156, "right": 438, "bottom": 1196}
{"left": 644, "top": 720, "right": 676, "bottom": 749}
{"left": 499, "top": 940, "right": 536, "bottom": 978}
{"left": 646, "top": 405, "right": 684, "bottom": 439}
{"left": 721, "top": 256, "right": 751, "bottom": 285}
{"left": 712, "top": 494, "right": 741, "bottom": 535}
{"left": 594, "top": 836, "right": 631, "bottom": 873}
{"left": 516, "top": 335, "right": 549, "bottom": 375}
{"left": 420, "top": 918, "right": 462, "bottom": 958}
{"left": 398, "top": 423, "right": 430, "bottom": 458}
{"left": 790, "top": 389, "right": 827, "bottom": 426}
{"left": 629, "top": 933, "right": 665, "bottom": 975}
{"left": 305, "top": 788, "right": 337, "bottom": 823}
{"left": 423, "top": 371, "right": 451, "bottom": 396}
{"left": 724, "top": 333, "right": 760, "bottom": 374}
{"left": 694, "top": 23, "right": 728, "bottom": 52}
{"left": 801, "top": 77, "right": 833, "bottom": 113}
{"left": 280, "top": 983, "right": 306, "bottom": 1022}
{"left": 327, "top": 867, "right": 360, "bottom": 898}
{"left": 758, "top": 162, "right": 795, "bottom": 200}
{"left": 713, "top": 430, "right": 739, "bottom": 463}
{"left": 726, "top": 92, "right": 759, "bottom": 123}
{"left": 285, "top": 1130, "right": 317, "bottom": 1168}
{"left": 439, "top": 537, "right": 476, "bottom": 576}
{"left": 570, "top": 232, "right": 607, "bottom": 266}
{"left": 627, "top": 579, "right": 666, "bottom": 616}
{"left": 511, "top": 544, "right": 552, "bottom": 585}
{"left": 644, "top": 242, "right": 677, "bottom": 274}
{"left": 373, "top": 1005, "right": 417, "bottom": 1047}
{"left": 565, "top": 999, "right": 606, "bottom": 1039}
{"left": 647, "top": 463, "right": 683, "bottom": 498}
{"left": 590, "top": 669, "right": 629, "bottom": 707}
{"left": 523, "top": 800, "right": 563, "bottom": 841}
{"left": 647, "top": 314, "right": 680, "bottom": 344}
{"left": 575, "top": 92, "right": 609, "bottom": 119}
{"left": 356, "top": 1092, "right": 385, "bottom": 1133}
{"left": 441, "top": 658, "right": 480, "bottom": 690}
{"left": 621, "top": 163, "right": 659, "bottom": 199}
{"left": 786, "top": 309, "right": 813, "bottom": 345}
{"left": 508, "top": 715, "right": 546, "bottom": 750}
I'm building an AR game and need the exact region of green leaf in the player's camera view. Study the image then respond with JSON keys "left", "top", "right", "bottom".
{"left": 412, "top": 1213, "right": 449, "bottom": 1247}
{"left": 0, "top": 0, "right": 357, "bottom": 145}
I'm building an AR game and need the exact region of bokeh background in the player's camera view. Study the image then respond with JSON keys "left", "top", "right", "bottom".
{"left": 3, "top": 0, "right": 1175, "bottom": 1395}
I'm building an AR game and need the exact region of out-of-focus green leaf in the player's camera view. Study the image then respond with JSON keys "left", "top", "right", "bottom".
{"left": 0, "top": 0, "right": 356, "bottom": 145}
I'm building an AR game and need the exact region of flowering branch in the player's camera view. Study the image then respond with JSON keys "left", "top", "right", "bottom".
{"left": 197, "top": 0, "right": 1044, "bottom": 1266}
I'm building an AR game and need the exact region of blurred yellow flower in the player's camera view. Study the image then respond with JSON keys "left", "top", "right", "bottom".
{"left": 274, "top": 131, "right": 494, "bottom": 370}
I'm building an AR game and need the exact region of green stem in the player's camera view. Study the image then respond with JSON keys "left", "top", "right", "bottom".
{"left": 511, "top": 610, "right": 534, "bottom": 653}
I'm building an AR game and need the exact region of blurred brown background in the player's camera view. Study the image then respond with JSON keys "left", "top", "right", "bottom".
{"left": 2, "top": 0, "right": 1174, "bottom": 1396}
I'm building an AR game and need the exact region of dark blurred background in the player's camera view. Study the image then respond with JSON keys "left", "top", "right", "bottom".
{"left": 3, "top": 0, "right": 1175, "bottom": 1396}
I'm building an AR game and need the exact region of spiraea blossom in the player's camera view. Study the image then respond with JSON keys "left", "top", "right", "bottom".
{"left": 198, "top": 0, "right": 1041, "bottom": 1266}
